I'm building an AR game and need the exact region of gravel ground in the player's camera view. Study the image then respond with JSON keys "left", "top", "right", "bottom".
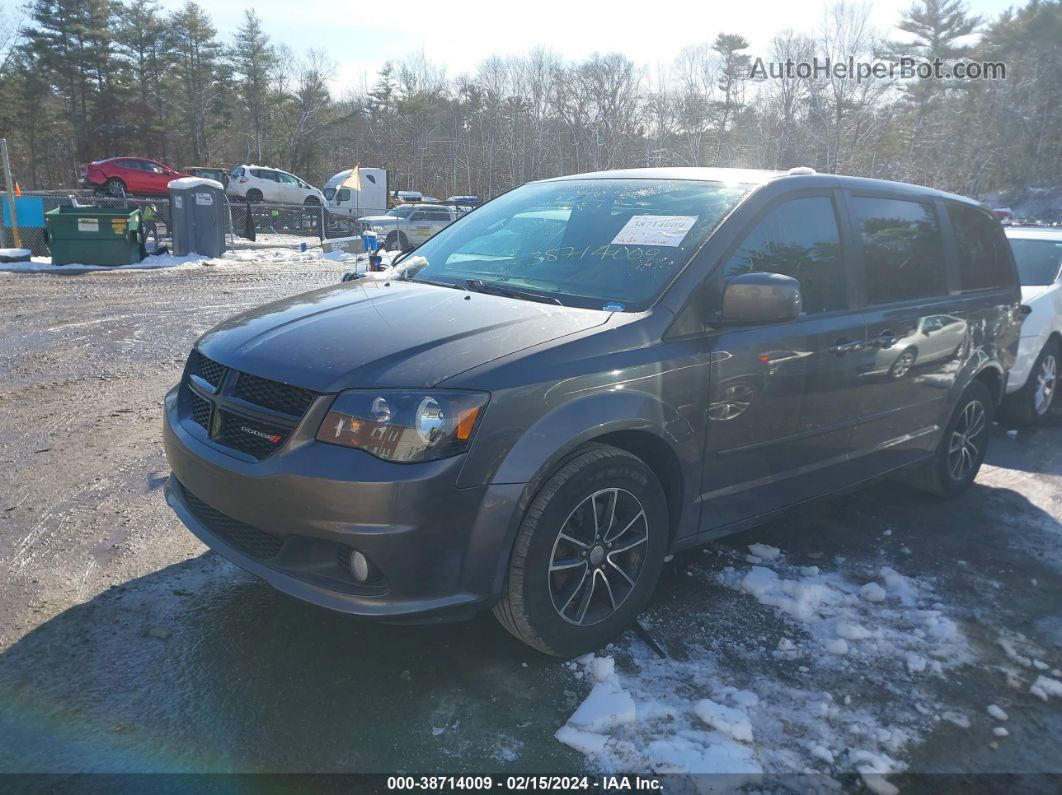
{"left": 0, "top": 254, "right": 1060, "bottom": 787}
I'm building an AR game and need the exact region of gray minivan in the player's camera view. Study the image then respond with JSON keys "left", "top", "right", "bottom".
{"left": 163, "top": 167, "right": 1021, "bottom": 656}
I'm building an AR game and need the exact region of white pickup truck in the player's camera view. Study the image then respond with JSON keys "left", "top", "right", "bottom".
{"left": 356, "top": 204, "right": 460, "bottom": 250}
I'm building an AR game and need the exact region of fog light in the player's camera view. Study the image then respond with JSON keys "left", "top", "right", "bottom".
{"left": 349, "top": 550, "right": 371, "bottom": 583}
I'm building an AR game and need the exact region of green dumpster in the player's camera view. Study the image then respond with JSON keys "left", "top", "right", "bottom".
{"left": 44, "top": 206, "right": 145, "bottom": 266}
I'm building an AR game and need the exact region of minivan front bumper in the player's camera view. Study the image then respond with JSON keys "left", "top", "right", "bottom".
{"left": 163, "top": 387, "right": 525, "bottom": 622}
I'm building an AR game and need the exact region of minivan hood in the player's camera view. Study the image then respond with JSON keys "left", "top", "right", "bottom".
{"left": 197, "top": 280, "right": 608, "bottom": 392}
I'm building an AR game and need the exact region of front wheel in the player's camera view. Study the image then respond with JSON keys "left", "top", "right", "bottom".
{"left": 889, "top": 348, "right": 917, "bottom": 379}
{"left": 912, "top": 380, "right": 993, "bottom": 498}
{"left": 493, "top": 445, "right": 668, "bottom": 657}
{"left": 1003, "top": 339, "right": 1058, "bottom": 425}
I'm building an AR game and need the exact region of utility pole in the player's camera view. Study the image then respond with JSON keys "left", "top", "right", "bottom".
{"left": 0, "top": 138, "right": 21, "bottom": 250}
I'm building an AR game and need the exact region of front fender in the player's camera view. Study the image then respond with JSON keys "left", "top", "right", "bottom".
{"left": 495, "top": 390, "right": 694, "bottom": 484}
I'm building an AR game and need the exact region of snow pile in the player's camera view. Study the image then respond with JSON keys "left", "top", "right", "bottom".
{"left": 728, "top": 561, "right": 965, "bottom": 670}
{"left": 0, "top": 252, "right": 209, "bottom": 273}
{"left": 0, "top": 244, "right": 354, "bottom": 274}
{"left": 168, "top": 176, "right": 224, "bottom": 190}
{"left": 555, "top": 545, "right": 974, "bottom": 793}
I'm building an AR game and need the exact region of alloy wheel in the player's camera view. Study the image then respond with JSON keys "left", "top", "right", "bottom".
{"left": 548, "top": 488, "right": 649, "bottom": 626}
{"left": 1033, "top": 353, "right": 1057, "bottom": 416}
{"left": 891, "top": 352, "right": 914, "bottom": 379}
{"left": 948, "top": 399, "right": 987, "bottom": 481}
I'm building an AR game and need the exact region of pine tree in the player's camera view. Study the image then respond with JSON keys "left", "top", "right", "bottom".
{"left": 231, "top": 10, "right": 276, "bottom": 162}
{"left": 21, "top": 0, "right": 120, "bottom": 160}
{"left": 168, "top": 2, "right": 222, "bottom": 163}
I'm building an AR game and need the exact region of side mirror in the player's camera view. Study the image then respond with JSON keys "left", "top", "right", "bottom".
{"left": 720, "top": 272, "right": 802, "bottom": 325}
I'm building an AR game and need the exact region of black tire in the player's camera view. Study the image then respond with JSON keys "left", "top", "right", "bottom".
{"left": 1002, "top": 339, "right": 1059, "bottom": 426}
{"left": 888, "top": 348, "right": 917, "bottom": 379}
{"left": 384, "top": 231, "right": 409, "bottom": 251}
{"left": 493, "top": 444, "right": 669, "bottom": 657}
{"left": 105, "top": 178, "right": 126, "bottom": 198}
{"left": 912, "top": 380, "right": 993, "bottom": 498}
{"left": 245, "top": 189, "right": 263, "bottom": 203}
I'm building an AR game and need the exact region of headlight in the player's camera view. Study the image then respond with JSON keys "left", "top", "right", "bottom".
{"left": 316, "top": 390, "right": 488, "bottom": 463}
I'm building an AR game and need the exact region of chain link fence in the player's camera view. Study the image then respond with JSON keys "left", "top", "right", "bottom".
{"left": 2, "top": 190, "right": 363, "bottom": 259}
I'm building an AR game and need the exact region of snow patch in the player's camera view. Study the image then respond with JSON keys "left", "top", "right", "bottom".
{"left": 554, "top": 549, "right": 968, "bottom": 792}
{"left": 566, "top": 679, "right": 636, "bottom": 733}
{"left": 986, "top": 704, "right": 1008, "bottom": 721}
{"left": 747, "top": 543, "right": 781, "bottom": 560}
{"left": 1032, "top": 675, "right": 1062, "bottom": 699}
{"left": 693, "top": 699, "right": 754, "bottom": 742}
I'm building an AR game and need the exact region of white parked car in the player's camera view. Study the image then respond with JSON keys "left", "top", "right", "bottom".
{"left": 1004, "top": 227, "right": 1062, "bottom": 423}
{"left": 357, "top": 204, "right": 460, "bottom": 250}
{"left": 227, "top": 165, "right": 325, "bottom": 206}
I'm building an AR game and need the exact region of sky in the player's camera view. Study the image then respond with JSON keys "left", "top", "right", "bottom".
{"left": 1, "top": 0, "right": 1022, "bottom": 92}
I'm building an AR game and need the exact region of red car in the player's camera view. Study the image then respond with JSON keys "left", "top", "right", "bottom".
{"left": 79, "top": 157, "right": 190, "bottom": 197}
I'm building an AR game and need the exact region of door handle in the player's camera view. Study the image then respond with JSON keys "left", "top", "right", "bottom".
{"left": 830, "top": 338, "right": 860, "bottom": 355}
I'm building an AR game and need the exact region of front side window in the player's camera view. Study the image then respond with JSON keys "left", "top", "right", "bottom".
{"left": 949, "top": 203, "right": 1014, "bottom": 292}
{"left": 721, "top": 196, "right": 846, "bottom": 314}
{"left": 852, "top": 196, "right": 947, "bottom": 304}
{"left": 336, "top": 188, "right": 350, "bottom": 202}
{"left": 407, "top": 179, "right": 751, "bottom": 310}
{"left": 1009, "top": 238, "right": 1062, "bottom": 286}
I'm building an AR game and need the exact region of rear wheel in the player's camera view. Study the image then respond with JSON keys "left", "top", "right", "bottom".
{"left": 1003, "top": 339, "right": 1058, "bottom": 425}
{"left": 493, "top": 445, "right": 668, "bottom": 657}
{"left": 245, "top": 189, "right": 263, "bottom": 203}
{"left": 105, "top": 178, "right": 126, "bottom": 198}
{"left": 912, "top": 380, "right": 993, "bottom": 498}
{"left": 383, "top": 231, "right": 409, "bottom": 251}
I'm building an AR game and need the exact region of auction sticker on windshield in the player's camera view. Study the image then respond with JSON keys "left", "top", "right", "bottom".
{"left": 612, "top": 215, "right": 697, "bottom": 247}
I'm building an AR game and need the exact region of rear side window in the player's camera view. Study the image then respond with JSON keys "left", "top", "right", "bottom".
{"left": 722, "top": 195, "right": 847, "bottom": 314}
{"left": 427, "top": 209, "right": 452, "bottom": 220}
{"left": 852, "top": 196, "right": 946, "bottom": 304}
{"left": 948, "top": 203, "right": 1014, "bottom": 291}
{"left": 250, "top": 169, "right": 276, "bottom": 180}
{"left": 1009, "top": 238, "right": 1062, "bottom": 286}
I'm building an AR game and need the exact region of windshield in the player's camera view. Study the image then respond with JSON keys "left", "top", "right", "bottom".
{"left": 387, "top": 206, "right": 416, "bottom": 218}
{"left": 403, "top": 179, "right": 751, "bottom": 310}
{"left": 1010, "top": 238, "right": 1062, "bottom": 286}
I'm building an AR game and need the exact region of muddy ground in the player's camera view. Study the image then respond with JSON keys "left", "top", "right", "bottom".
{"left": 0, "top": 255, "right": 1059, "bottom": 787}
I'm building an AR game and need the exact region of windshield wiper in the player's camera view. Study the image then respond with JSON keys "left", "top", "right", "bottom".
{"left": 464, "top": 279, "right": 563, "bottom": 306}
{"left": 411, "top": 276, "right": 464, "bottom": 290}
